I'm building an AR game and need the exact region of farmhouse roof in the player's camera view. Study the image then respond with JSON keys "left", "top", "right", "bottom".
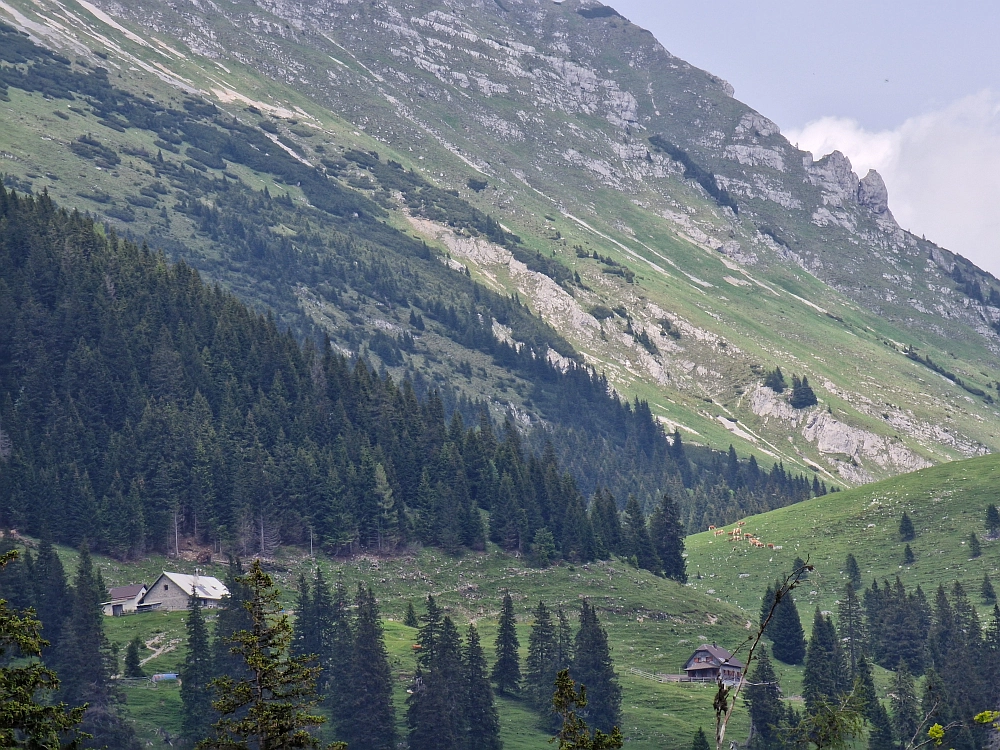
{"left": 108, "top": 584, "right": 146, "bottom": 601}
{"left": 686, "top": 644, "right": 744, "bottom": 670}
{"left": 155, "top": 572, "right": 229, "bottom": 600}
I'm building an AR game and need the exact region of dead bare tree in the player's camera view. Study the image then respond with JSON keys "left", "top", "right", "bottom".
{"left": 713, "top": 559, "right": 812, "bottom": 750}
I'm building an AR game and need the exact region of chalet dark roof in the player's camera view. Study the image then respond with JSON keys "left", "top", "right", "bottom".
{"left": 108, "top": 584, "right": 146, "bottom": 601}
{"left": 685, "top": 644, "right": 744, "bottom": 670}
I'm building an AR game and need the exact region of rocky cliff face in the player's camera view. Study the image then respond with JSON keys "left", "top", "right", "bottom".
{"left": 2, "top": 0, "right": 998, "bottom": 485}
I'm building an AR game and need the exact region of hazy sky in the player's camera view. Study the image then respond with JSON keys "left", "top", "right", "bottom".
{"left": 608, "top": 1, "right": 1000, "bottom": 277}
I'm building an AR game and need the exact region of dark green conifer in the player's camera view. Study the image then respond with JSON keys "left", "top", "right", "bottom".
{"left": 844, "top": 553, "right": 862, "bottom": 588}
{"left": 969, "top": 532, "right": 982, "bottom": 558}
{"left": 491, "top": 590, "right": 521, "bottom": 694}
{"left": 987, "top": 503, "right": 1000, "bottom": 537}
{"left": 556, "top": 607, "right": 574, "bottom": 669}
{"left": 589, "top": 489, "right": 622, "bottom": 558}
{"left": 463, "top": 624, "right": 501, "bottom": 750}
{"left": 691, "top": 727, "right": 710, "bottom": 750}
{"left": 837, "top": 582, "right": 865, "bottom": 676}
{"left": 404, "top": 601, "right": 420, "bottom": 628}
{"left": 526, "top": 601, "right": 558, "bottom": 710}
{"left": 408, "top": 615, "right": 466, "bottom": 750}
{"left": 903, "top": 544, "right": 915, "bottom": 564}
{"left": 745, "top": 646, "right": 783, "bottom": 750}
{"left": 181, "top": 595, "right": 214, "bottom": 747}
{"left": 982, "top": 573, "right": 996, "bottom": 604}
{"left": 648, "top": 493, "right": 686, "bottom": 582}
{"left": 803, "top": 610, "right": 847, "bottom": 714}
{"left": 789, "top": 374, "right": 818, "bottom": 408}
{"left": 764, "top": 367, "right": 786, "bottom": 393}
{"left": 343, "top": 585, "right": 395, "bottom": 750}
{"left": 551, "top": 669, "right": 623, "bottom": 750}
{"left": 770, "top": 586, "right": 807, "bottom": 665}
{"left": 571, "top": 600, "right": 621, "bottom": 734}
{"left": 899, "top": 511, "right": 915, "bottom": 541}
{"left": 890, "top": 663, "right": 919, "bottom": 748}
{"left": 124, "top": 636, "right": 145, "bottom": 678}
{"left": 622, "top": 496, "right": 659, "bottom": 574}
{"left": 199, "top": 560, "right": 333, "bottom": 750}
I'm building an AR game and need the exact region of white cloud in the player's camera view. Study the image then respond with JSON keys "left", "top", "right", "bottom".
{"left": 786, "top": 91, "right": 1000, "bottom": 278}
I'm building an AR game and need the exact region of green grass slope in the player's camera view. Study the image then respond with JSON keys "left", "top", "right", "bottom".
{"left": 686, "top": 453, "right": 1000, "bottom": 622}
{"left": 37, "top": 545, "right": 755, "bottom": 748}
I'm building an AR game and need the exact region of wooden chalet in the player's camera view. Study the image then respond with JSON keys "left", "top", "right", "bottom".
{"left": 683, "top": 644, "right": 743, "bottom": 684}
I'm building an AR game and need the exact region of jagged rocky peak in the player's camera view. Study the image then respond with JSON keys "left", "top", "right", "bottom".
{"left": 857, "top": 168, "right": 890, "bottom": 215}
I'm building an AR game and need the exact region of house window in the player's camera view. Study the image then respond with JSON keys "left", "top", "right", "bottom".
{"left": 164, "top": 584, "right": 169, "bottom": 591}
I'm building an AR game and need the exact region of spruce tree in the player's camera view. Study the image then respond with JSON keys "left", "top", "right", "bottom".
{"left": 556, "top": 607, "right": 574, "bottom": 669}
{"left": 342, "top": 585, "right": 395, "bottom": 750}
{"left": 213, "top": 559, "right": 252, "bottom": 682}
{"left": 404, "top": 601, "right": 419, "bottom": 628}
{"left": 58, "top": 546, "right": 139, "bottom": 750}
{"left": 764, "top": 367, "right": 786, "bottom": 393}
{"left": 903, "top": 544, "right": 915, "bottom": 564}
{"left": 803, "top": 610, "right": 847, "bottom": 715}
{"left": 770, "top": 587, "right": 807, "bottom": 665}
{"left": 491, "top": 591, "right": 521, "bottom": 695}
{"left": 408, "top": 615, "right": 466, "bottom": 750}
{"left": 690, "top": 727, "right": 710, "bottom": 750}
{"left": 0, "top": 550, "right": 85, "bottom": 748}
{"left": 982, "top": 573, "right": 997, "bottom": 604}
{"left": 838, "top": 582, "right": 865, "bottom": 676}
{"left": 526, "top": 601, "right": 558, "bottom": 710}
{"left": 899, "top": 511, "right": 915, "bottom": 541}
{"left": 199, "top": 560, "right": 336, "bottom": 750}
{"left": 789, "top": 374, "right": 818, "bottom": 408}
{"left": 622, "top": 496, "right": 659, "bottom": 573}
{"left": 463, "top": 624, "right": 501, "bottom": 750}
{"left": 319, "top": 573, "right": 353, "bottom": 731}
{"left": 124, "top": 636, "right": 145, "bottom": 678}
{"left": 571, "top": 600, "right": 621, "bottom": 735}
{"left": 890, "top": 662, "right": 919, "bottom": 748}
{"left": 551, "top": 669, "right": 623, "bottom": 750}
{"left": 745, "top": 646, "right": 783, "bottom": 750}
{"left": 648, "top": 493, "right": 686, "bottom": 582}
{"left": 969, "top": 532, "right": 982, "bottom": 558}
{"left": 987, "top": 503, "right": 1000, "bottom": 537}
{"left": 844, "top": 553, "right": 862, "bottom": 588}
{"left": 181, "top": 595, "right": 215, "bottom": 747}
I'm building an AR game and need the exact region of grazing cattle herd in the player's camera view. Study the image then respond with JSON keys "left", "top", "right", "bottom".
{"left": 707, "top": 521, "right": 782, "bottom": 550}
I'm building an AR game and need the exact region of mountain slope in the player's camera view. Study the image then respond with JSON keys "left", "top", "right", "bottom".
{"left": 1, "top": 0, "right": 999, "bottom": 486}
{"left": 685, "top": 452, "right": 1000, "bottom": 619}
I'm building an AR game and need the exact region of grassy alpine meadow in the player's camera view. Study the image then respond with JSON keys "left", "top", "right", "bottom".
{"left": 82, "top": 545, "right": 754, "bottom": 749}
{"left": 685, "top": 452, "right": 1000, "bottom": 625}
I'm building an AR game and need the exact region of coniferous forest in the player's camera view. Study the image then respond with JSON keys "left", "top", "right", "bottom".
{"left": 0, "top": 186, "right": 822, "bottom": 564}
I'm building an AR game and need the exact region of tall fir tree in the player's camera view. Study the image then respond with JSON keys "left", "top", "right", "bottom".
{"left": 408, "top": 615, "right": 466, "bottom": 750}
{"left": 622, "top": 496, "right": 659, "bottom": 573}
{"left": 986, "top": 503, "right": 1000, "bottom": 537}
{"left": 556, "top": 607, "right": 574, "bottom": 670}
{"left": 57, "top": 546, "right": 139, "bottom": 750}
{"left": 526, "top": 601, "right": 558, "bottom": 710}
{"left": 463, "top": 624, "right": 502, "bottom": 750}
{"left": 342, "top": 585, "right": 395, "bottom": 750}
{"left": 199, "top": 560, "right": 336, "bottom": 750}
{"left": 212, "top": 559, "right": 252, "bottom": 682}
{"left": 803, "top": 610, "right": 848, "bottom": 715}
{"left": 844, "top": 553, "right": 862, "bottom": 589}
{"left": 837, "top": 582, "right": 865, "bottom": 676}
{"left": 571, "top": 600, "right": 621, "bottom": 735}
{"left": 181, "top": 595, "right": 215, "bottom": 747}
{"left": 899, "top": 511, "right": 915, "bottom": 541}
{"left": 491, "top": 591, "right": 521, "bottom": 695}
{"left": 124, "top": 636, "right": 145, "bottom": 678}
{"left": 889, "top": 662, "right": 919, "bottom": 749}
{"left": 769, "top": 584, "right": 806, "bottom": 665}
{"left": 745, "top": 646, "right": 784, "bottom": 750}
{"left": 982, "top": 573, "right": 997, "bottom": 604}
{"left": 648, "top": 493, "right": 686, "bottom": 582}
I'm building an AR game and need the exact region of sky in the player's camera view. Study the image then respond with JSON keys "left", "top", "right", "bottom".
{"left": 608, "top": 1, "right": 1000, "bottom": 277}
